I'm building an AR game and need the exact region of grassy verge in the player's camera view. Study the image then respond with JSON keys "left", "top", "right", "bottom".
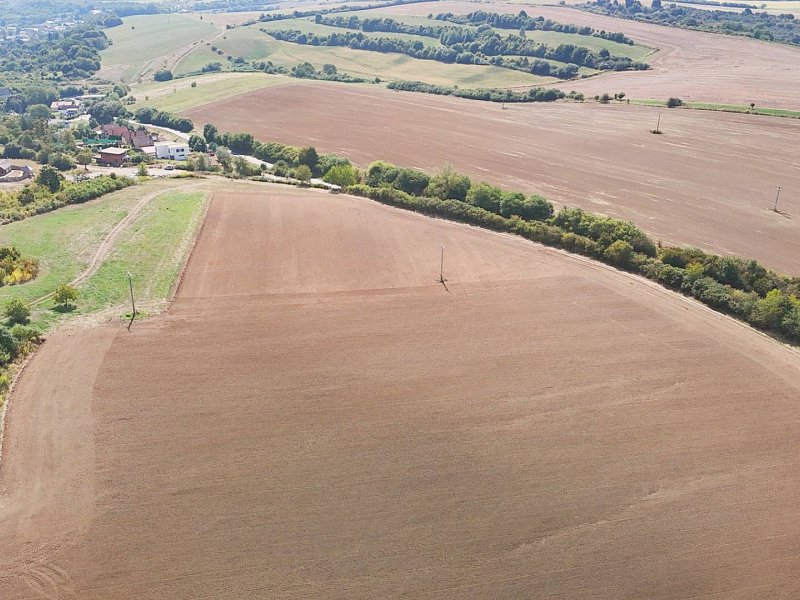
{"left": 631, "top": 98, "right": 800, "bottom": 119}
{"left": 79, "top": 191, "right": 206, "bottom": 318}
{"left": 0, "top": 181, "right": 206, "bottom": 331}
{"left": 0, "top": 186, "right": 146, "bottom": 309}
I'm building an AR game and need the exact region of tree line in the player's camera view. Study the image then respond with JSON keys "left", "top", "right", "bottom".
{"left": 266, "top": 27, "right": 645, "bottom": 78}
{"left": 314, "top": 14, "right": 642, "bottom": 74}
{"left": 581, "top": 0, "right": 800, "bottom": 46}
{"left": 343, "top": 176, "right": 800, "bottom": 343}
{"left": 434, "top": 10, "right": 635, "bottom": 45}
{"left": 0, "top": 170, "right": 135, "bottom": 224}
{"left": 387, "top": 80, "right": 581, "bottom": 102}
{"left": 255, "top": 0, "right": 439, "bottom": 24}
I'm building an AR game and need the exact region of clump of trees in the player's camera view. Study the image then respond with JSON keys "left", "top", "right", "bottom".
{"left": 290, "top": 62, "right": 366, "bottom": 83}
{"left": 0, "top": 23, "right": 109, "bottom": 87}
{"left": 153, "top": 69, "right": 173, "bottom": 81}
{"left": 0, "top": 246, "right": 39, "bottom": 287}
{"left": 435, "top": 10, "right": 635, "bottom": 44}
{"left": 133, "top": 107, "right": 193, "bottom": 133}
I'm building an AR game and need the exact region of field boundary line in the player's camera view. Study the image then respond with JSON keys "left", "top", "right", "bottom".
{"left": 166, "top": 190, "right": 213, "bottom": 305}
{"left": 0, "top": 350, "right": 39, "bottom": 471}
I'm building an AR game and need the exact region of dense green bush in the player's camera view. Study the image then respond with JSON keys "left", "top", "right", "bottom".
{"left": 603, "top": 239, "right": 635, "bottom": 268}
{"left": 424, "top": 166, "right": 471, "bottom": 201}
{"left": 4, "top": 298, "right": 30, "bottom": 324}
{"left": 366, "top": 161, "right": 431, "bottom": 196}
{"left": 552, "top": 207, "right": 656, "bottom": 256}
{"left": 254, "top": 141, "right": 300, "bottom": 165}
{"left": 153, "top": 69, "right": 174, "bottom": 81}
{"left": 323, "top": 164, "right": 359, "bottom": 187}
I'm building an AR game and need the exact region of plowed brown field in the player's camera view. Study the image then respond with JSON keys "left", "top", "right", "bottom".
{"left": 2, "top": 184, "right": 800, "bottom": 598}
{"left": 186, "top": 84, "right": 800, "bottom": 275}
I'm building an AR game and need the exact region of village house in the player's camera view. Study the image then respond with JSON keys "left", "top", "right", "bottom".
{"left": 0, "top": 160, "right": 33, "bottom": 182}
{"left": 96, "top": 147, "right": 128, "bottom": 167}
{"left": 100, "top": 123, "right": 158, "bottom": 149}
{"left": 49, "top": 98, "right": 82, "bottom": 119}
{"left": 153, "top": 141, "right": 189, "bottom": 161}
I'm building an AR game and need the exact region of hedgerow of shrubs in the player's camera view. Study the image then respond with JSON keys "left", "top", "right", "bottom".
{"left": 344, "top": 164, "right": 800, "bottom": 344}
{"left": 133, "top": 107, "right": 193, "bottom": 133}
{"left": 0, "top": 175, "right": 136, "bottom": 224}
{"left": 387, "top": 80, "right": 566, "bottom": 103}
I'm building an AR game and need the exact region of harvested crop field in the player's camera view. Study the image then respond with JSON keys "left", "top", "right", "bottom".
{"left": 186, "top": 84, "right": 800, "bottom": 275}
{"left": 373, "top": 1, "right": 800, "bottom": 108}
{"left": 2, "top": 184, "right": 800, "bottom": 598}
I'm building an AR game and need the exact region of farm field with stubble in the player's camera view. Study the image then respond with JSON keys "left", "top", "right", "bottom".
{"left": 372, "top": 1, "right": 800, "bottom": 108}
{"left": 2, "top": 184, "right": 800, "bottom": 599}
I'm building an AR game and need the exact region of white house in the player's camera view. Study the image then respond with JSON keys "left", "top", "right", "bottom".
{"left": 153, "top": 142, "right": 189, "bottom": 161}
{"left": 49, "top": 98, "right": 82, "bottom": 119}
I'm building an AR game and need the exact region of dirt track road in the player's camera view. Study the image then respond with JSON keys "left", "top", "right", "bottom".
{"left": 2, "top": 184, "right": 800, "bottom": 598}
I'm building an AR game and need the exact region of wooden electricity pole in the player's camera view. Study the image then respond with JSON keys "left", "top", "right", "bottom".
{"left": 127, "top": 271, "right": 137, "bottom": 332}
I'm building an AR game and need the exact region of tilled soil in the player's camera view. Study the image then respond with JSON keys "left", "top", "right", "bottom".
{"left": 2, "top": 186, "right": 800, "bottom": 599}
{"left": 186, "top": 85, "right": 800, "bottom": 275}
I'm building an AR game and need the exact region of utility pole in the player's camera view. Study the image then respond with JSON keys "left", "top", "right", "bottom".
{"left": 773, "top": 185, "right": 782, "bottom": 212}
{"left": 127, "top": 271, "right": 137, "bottom": 332}
{"left": 439, "top": 245, "right": 446, "bottom": 284}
